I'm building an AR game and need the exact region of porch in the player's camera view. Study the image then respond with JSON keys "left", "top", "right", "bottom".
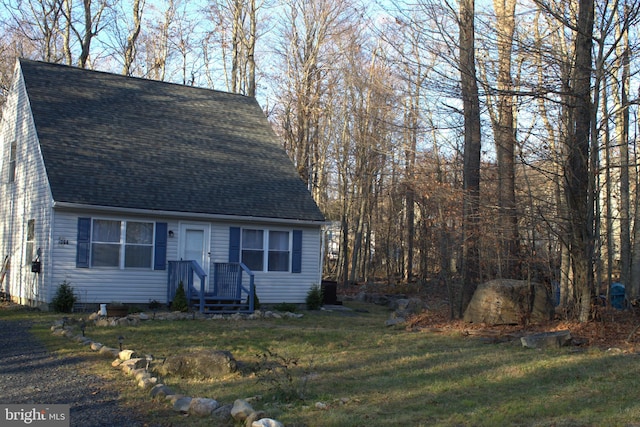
{"left": 167, "top": 261, "right": 255, "bottom": 314}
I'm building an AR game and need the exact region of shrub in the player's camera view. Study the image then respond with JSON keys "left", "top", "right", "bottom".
{"left": 305, "top": 284, "right": 323, "bottom": 310}
{"left": 254, "top": 348, "right": 314, "bottom": 402}
{"left": 273, "top": 302, "right": 297, "bottom": 313}
{"left": 51, "top": 281, "right": 77, "bottom": 313}
{"left": 248, "top": 291, "right": 260, "bottom": 310}
{"left": 171, "top": 281, "right": 189, "bottom": 312}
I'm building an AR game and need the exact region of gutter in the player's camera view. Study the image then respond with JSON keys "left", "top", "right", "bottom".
{"left": 52, "top": 201, "right": 331, "bottom": 227}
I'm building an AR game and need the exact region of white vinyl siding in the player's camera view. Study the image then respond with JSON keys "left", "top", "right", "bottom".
{"left": 0, "top": 67, "right": 54, "bottom": 305}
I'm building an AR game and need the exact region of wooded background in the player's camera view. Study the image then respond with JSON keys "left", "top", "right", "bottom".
{"left": 1, "top": 0, "right": 638, "bottom": 321}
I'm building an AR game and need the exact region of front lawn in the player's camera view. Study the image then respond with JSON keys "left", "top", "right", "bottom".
{"left": 5, "top": 302, "right": 640, "bottom": 427}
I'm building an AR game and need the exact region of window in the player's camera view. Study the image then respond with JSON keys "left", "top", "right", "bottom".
{"left": 26, "top": 219, "right": 35, "bottom": 264}
{"left": 268, "top": 231, "right": 290, "bottom": 272}
{"left": 241, "top": 229, "right": 264, "bottom": 271}
{"left": 240, "top": 229, "right": 290, "bottom": 272}
{"left": 77, "top": 219, "right": 166, "bottom": 270}
{"left": 125, "top": 222, "right": 153, "bottom": 268}
{"left": 92, "top": 220, "right": 121, "bottom": 267}
{"left": 90, "top": 219, "right": 154, "bottom": 268}
{"left": 9, "top": 140, "right": 16, "bottom": 183}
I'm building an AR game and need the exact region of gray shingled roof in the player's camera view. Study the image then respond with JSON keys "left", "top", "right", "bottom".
{"left": 19, "top": 59, "right": 325, "bottom": 222}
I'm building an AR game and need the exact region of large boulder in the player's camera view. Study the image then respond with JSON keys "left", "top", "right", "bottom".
{"left": 156, "top": 349, "right": 237, "bottom": 379}
{"left": 463, "top": 279, "right": 554, "bottom": 325}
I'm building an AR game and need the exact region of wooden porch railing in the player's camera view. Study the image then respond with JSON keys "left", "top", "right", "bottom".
{"left": 167, "top": 260, "right": 207, "bottom": 304}
{"left": 167, "top": 260, "right": 255, "bottom": 313}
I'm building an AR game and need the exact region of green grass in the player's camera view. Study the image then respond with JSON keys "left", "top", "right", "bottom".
{"left": 4, "top": 302, "right": 640, "bottom": 426}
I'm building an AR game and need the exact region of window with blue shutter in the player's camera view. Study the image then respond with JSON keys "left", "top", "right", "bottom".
{"left": 76, "top": 217, "right": 91, "bottom": 268}
{"left": 77, "top": 218, "right": 168, "bottom": 269}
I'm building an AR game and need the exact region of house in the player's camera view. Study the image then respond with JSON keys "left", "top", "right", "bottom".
{"left": 0, "top": 58, "right": 327, "bottom": 311}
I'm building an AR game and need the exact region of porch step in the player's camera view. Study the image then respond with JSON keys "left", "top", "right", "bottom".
{"left": 189, "top": 298, "right": 251, "bottom": 314}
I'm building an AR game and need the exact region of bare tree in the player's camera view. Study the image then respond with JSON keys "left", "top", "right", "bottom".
{"left": 121, "top": 0, "right": 145, "bottom": 75}
{"left": 459, "top": 0, "right": 482, "bottom": 314}
{"left": 60, "top": 0, "right": 109, "bottom": 68}
{"left": 2, "top": 0, "right": 65, "bottom": 62}
{"left": 489, "top": 0, "right": 519, "bottom": 278}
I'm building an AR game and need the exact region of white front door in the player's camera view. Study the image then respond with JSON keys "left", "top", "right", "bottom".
{"left": 179, "top": 223, "right": 210, "bottom": 275}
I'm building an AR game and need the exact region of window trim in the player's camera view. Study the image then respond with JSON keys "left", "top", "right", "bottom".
{"left": 77, "top": 218, "right": 160, "bottom": 270}
{"left": 8, "top": 140, "right": 16, "bottom": 183}
{"left": 240, "top": 228, "right": 292, "bottom": 272}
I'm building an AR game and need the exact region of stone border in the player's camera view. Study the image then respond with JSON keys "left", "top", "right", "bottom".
{"left": 50, "top": 316, "right": 287, "bottom": 427}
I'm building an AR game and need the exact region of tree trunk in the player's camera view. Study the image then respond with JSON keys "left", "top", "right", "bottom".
{"left": 492, "top": 0, "right": 519, "bottom": 278}
{"left": 122, "top": 0, "right": 144, "bottom": 76}
{"left": 565, "top": 0, "right": 595, "bottom": 322}
{"left": 459, "top": 0, "right": 482, "bottom": 315}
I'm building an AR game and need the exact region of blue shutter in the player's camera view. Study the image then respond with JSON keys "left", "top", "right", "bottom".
{"left": 229, "top": 227, "right": 241, "bottom": 262}
{"left": 292, "top": 230, "right": 302, "bottom": 273}
{"left": 76, "top": 217, "right": 91, "bottom": 268}
{"left": 154, "top": 222, "right": 168, "bottom": 270}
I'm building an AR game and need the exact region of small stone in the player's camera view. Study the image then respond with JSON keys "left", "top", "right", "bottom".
{"left": 119, "top": 349, "right": 137, "bottom": 360}
{"left": 120, "top": 358, "right": 146, "bottom": 373}
{"left": 385, "top": 317, "right": 405, "bottom": 327}
{"left": 246, "top": 410, "right": 267, "bottom": 425}
{"left": 167, "top": 394, "right": 184, "bottom": 403}
{"left": 231, "top": 399, "right": 254, "bottom": 421}
{"left": 189, "top": 397, "right": 219, "bottom": 417}
{"left": 138, "top": 312, "right": 149, "bottom": 320}
{"left": 251, "top": 419, "right": 284, "bottom": 427}
{"left": 133, "top": 368, "right": 149, "bottom": 381}
{"left": 172, "top": 396, "right": 192, "bottom": 413}
{"left": 138, "top": 377, "right": 157, "bottom": 389}
{"left": 99, "top": 346, "right": 116, "bottom": 355}
{"left": 211, "top": 404, "right": 232, "bottom": 420}
{"left": 315, "top": 402, "right": 328, "bottom": 410}
{"left": 150, "top": 384, "right": 173, "bottom": 399}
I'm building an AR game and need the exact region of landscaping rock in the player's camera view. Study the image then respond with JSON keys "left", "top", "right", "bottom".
{"left": 157, "top": 349, "right": 237, "bottom": 379}
{"left": 463, "top": 279, "right": 554, "bottom": 325}
{"left": 172, "top": 396, "right": 192, "bottom": 413}
{"left": 118, "top": 349, "right": 139, "bottom": 360}
{"left": 137, "top": 377, "right": 157, "bottom": 389}
{"left": 252, "top": 419, "right": 284, "bottom": 427}
{"left": 120, "top": 358, "right": 147, "bottom": 374}
{"left": 521, "top": 330, "right": 572, "bottom": 349}
{"left": 231, "top": 399, "right": 254, "bottom": 421}
{"left": 189, "top": 397, "right": 219, "bottom": 417}
{"left": 211, "top": 404, "right": 233, "bottom": 422}
{"left": 150, "top": 384, "right": 173, "bottom": 399}
{"left": 385, "top": 317, "right": 406, "bottom": 327}
{"left": 99, "top": 346, "right": 119, "bottom": 357}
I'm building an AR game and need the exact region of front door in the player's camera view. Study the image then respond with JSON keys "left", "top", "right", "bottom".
{"left": 179, "top": 223, "right": 210, "bottom": 280}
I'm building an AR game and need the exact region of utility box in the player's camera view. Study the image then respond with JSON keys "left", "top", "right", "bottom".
{"left": 610, "top": 282, "right": 626, "bottom": 310}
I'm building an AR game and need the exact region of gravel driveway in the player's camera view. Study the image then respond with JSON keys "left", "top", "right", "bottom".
{"left": 0, "top": 318, "right": 146, "bottom": 426}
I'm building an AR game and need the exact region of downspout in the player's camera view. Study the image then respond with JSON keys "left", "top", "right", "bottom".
{"left": 319, "top": 225, "right": 326, "bottom": 286}
{"left": 46, "top": 208, "right": 56, "bottom": 307}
